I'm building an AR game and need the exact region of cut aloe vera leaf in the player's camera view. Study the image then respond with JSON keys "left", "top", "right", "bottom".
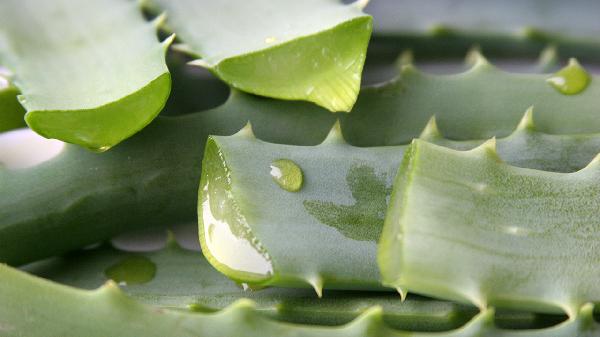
{"left": 0, "top": 91, "right": 335, "bottom": 266}
{"left": 3, "top": 263, "right": 600, "bottom": 336}
{"left": 379, "top": 137, "right": 600, "bottom": 316}
{"left": 0, "top": 0, "right": 172, "bottom": 150}
{"left": 144, "top": 0, "right": 371, "bottom": 112}
{"left": 5, "top": 51, "right": 600, "bottom": 266}
{"left": 198, "top": 109, "right": 600, "bottom": 293}
{"left": 367, "top": 0, "right": 600, "bottom": 62}
{"left": 25, "top": 238, "right": 479, "bottom": 332}
{"left": 0, "top": 67, "right": 25, "bottom": 132}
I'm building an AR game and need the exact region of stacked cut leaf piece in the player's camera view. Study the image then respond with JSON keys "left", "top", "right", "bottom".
{"left": 4, "top": 0, "right": 600, "bottom": 336}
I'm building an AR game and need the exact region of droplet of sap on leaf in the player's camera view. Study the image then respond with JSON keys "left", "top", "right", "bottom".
{"left": 104, "top": 256, "right": 156, "bottom": 285}
{"left": 270, "top": 159, "right": 303, "bottom": 192}
{"left": 546, "top": 58, "right": 590, "bottom": 95}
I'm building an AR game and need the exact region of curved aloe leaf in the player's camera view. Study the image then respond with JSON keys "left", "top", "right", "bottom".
{"left": 0, "top": 68, "right": 25, "bottom": 132}
{"left": 25, "top": 238, "right": 480, "bottom": 332}
{"left": 342, "top": 54, "right": 600, "bottom": 146}
{"left": 2, "top": 263, "right": 600, "bottom": 336}
{"left": 0, "top": 0, "right": 172, "bottom": 150}
{"left": 198, "top": 109, "right": 600, "bottom": 293}
{"left": 144, "top": 0, "right": 372, "bottom": 112}
{"left": 379, "top": 138, "right": 600, "bottom": 316}
{"left": 368, "top": 0, "right": 600, "bottom": 62}
{"left": 0, "top": 91, "right": 335, "bottom": 266}
{"left": 5, "top": 54, "right": 600, "bottom": 266}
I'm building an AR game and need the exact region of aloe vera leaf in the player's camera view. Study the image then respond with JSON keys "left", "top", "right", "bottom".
{"left": 379, "top": 137, "right": 600, "bottom": 316}
{"left": 198, "top": 109, "right": 600, "bottom": 293}
{"left": 0, "top": 91, "right": 335, "bottom": 266}
{"left": 0, "top": 68, "right": 25, "bottom": 132}
{"left": 367, "top": 0, "right": 600, "bottom": 62}
{"left": 0, "top": 0, "right": 172, "bottom": 150}
{"left": 4, "top": 263, "right": 600, "bottom": 336}
{"left": 5, "top": 52, "right": 600, "bottom": 266}
{"left": 342, "top": 55, "right": 600, "bottom": 146}
{"left": 143, "top": 0, "right": 371, "bottom": 112}
{"left": 25, "top": 239, "right": 479, "bottom": 332}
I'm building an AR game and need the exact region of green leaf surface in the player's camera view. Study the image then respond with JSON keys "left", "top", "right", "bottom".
{"left": 145, "top": 0, "right": 372, "bottom": 112}
{"left": 379, "top": 138, "right": 600, "bottom": 316}
{"left": 198, "top": 111, "right": 600, "bottom": 292}
{"left": 2, "top": 263, "right": 600, "bottom": 336}
{"left": 0, "top": 0, "right": 171, "bottom": 150}
{"left": 367, "top": 0, "right": 600, "bottom": 62}
{"left": 25, "top": 239, "right": 479, "bottom": 332}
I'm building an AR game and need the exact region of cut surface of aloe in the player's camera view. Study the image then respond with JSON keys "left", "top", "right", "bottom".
{"left": 24, "top": 239, "right": 479, "bottom": 332}
{"left": 379, "top": 138, "right": 600, "bottom": 316}
{"left": 198, "top": 110, "right": 600, "bottom": 293}
{"left": 0, "top": 0, "right": 171, "bottom": 150}
{"left": 146, "top": 0, "right": 371, "bottom": 112}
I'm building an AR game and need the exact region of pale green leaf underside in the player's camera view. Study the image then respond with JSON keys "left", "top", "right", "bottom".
{"left": 367, "top": 0, "right": 600, "bottom": 61}
{"left": 25, "top": 240, "right": 480, "bottom": 332}
{"left": 0, "top": 0, "right": 171, "bottom": 150}
{"left": 147, "top": 0, "right": 371, "bottom": 112}
{"left": 379, "top": 139, "right": 600, "bottom": 316}
{"left": 198, "top": 114, "right": 600, "bottom": 292}
{"left": 2, "top": 264, "right": 600, "bottom": 336}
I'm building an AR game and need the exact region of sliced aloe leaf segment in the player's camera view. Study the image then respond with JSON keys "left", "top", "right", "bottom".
{"left": 379, "top": 138, "right": 600, "bottom": 316}
{"left": 0, "top": 0, "right": 172, "bottom": 150}
{"left": 198, "top": 109, "right": 600, "bottom": 293}
{"left": 145, "top": 0, "right": 372, "bottom": 112}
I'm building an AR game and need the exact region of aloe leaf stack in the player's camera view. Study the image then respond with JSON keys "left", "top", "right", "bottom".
{"left": 3, "top": 0, "right": 600, "bottom": 336}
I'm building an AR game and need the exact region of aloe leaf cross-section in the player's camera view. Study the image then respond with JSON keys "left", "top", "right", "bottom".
{"left": 145, "top": 0, "right": 372, "bottom": 112}
{"left": 0, "top": 0, "right": 172, "bottom": 150}
{"left": 379, "top": 138, "right": 600, "bottom": 316}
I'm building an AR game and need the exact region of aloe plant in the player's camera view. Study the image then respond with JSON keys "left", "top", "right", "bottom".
{"left": 198, "top": 109, "right": 600, "bottom": 293}
{"left": 143, "top": 0, "right": 372, "bottom": 112}
{"left": 7, "top": 54, "right": 597, "bottom": 266}
{"left": 379, "top": 138, "right": 600, "bottom": 317}
{"left": 0, "top": 0, "right": 172, "bottom": 150}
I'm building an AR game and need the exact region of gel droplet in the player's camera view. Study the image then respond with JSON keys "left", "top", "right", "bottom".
{"left": 546, "top": 58, "right": 590, "bottom": 95}
{"left": 104, "top": 256, "right": 156, "bottom": 285}
{"left": 270, "top": 159, "right": 303, "bottom": 192}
